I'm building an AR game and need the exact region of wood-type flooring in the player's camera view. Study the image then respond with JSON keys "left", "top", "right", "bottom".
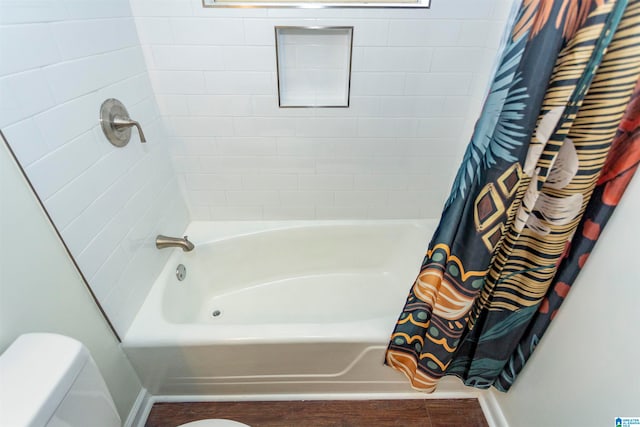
{"left": 145, "top": 398, "right": 488, "bottom": 427}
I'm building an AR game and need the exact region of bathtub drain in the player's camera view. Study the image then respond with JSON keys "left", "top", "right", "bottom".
{"left": 212, "top": 310, "right": 222, "bottom": 318}
{"left": 176, "top": 264, "right": 186, "bottom": 281}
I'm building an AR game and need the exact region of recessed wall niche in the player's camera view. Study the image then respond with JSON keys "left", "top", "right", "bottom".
{"left": 275, "top": 26, "right": 353, "bottom": 108}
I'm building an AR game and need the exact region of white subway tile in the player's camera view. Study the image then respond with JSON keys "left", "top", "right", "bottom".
{"left": 77, "top": 206, "right": 135, "bottom": 280}
{"left": 151, "top": 70, "right": 206, "bottom": 94}
{"left": 492, "top": 0, "right": 517, "bottom": 21}
{"left": 388, "top": 189, "right": 440, "bottom": 206}
{"left": 313, "top": 96, "right": 383, "bottom": 118}
{"left": 25, "top": 131, "right": 105, "bottom": 200}
{"left": 406, "top": 139, "right": 460, "bottom": 157}
{"left": 315, "top": 205, "right": 370, "bottom": 220}
{"left": 0, "top": 24, "right": 61, "bottom": 76}
{"left": 458, "top": 21, "right": 491, "bottom": 47}
{"left": 359, "top": 47, "right": 433, "bottom": 72}
{"left": 405, "top": 72, "right": 473, "bottom": 96}
{"left": 52, "top": 18, "right": 139, "bottom": 60}
{"left": 380, "top": 96, "right": 446, "bottom": 118}
{"left": 350, "top": 72, "right": 405, "bottom": 96}
{"left": 351, "top": 20, "right": 390, "bottom": 47}
{"left": 167, "top": 117, "right": 235, "bottom": 137}
{"left": 122, "top": 178, "right": 180, "bottom": 256}
{"left": 358, "top": 118, "right": 418, "bottom": 138}
{"left": 443, "top": 95, "right": 471, "bottom": 118}
{"left": 89, "top": 246, "right": 129, "bottom": 301}
{"left": 242, "top": 174, "right": 298, "bottom": 190}
{"left": 430, "top": 47, "right": 487, "bottom": 72}
{"left": 279, "top": 190, "right": 334, "bottom": 206}
{"left": 0, "top": 119, "right": 49, "bottom": 166}
{"left": 64, "top": 0, "right": 131, "bottom": 20}
{"left": 45, "top": 54, "right": 114, "bottom": 103}
{"left": 388, "top": 20, "right": 461, "bottom": 47}
{"left": 427, "top": 0, "right": 494, "bottom": 20}
{"left": 185, "top": 174, "right": 243, "bottom": 190}
{"left": 353, "top": 174, "right": 410, "bottom": 190}
{"left": 334, "top": 190, "right": 388, "bottom": 206}
{"left": 200, "top": 156, "right": 315, "bottom": 174}
{"left": 195, "top": 1, "right": 267, "bottom": 18}
{"left": 172, "top": 155, "right": 202, "bottom": 173}
{"left": 151, "top": 45, "right": 227, "bottom": 70}
{"left": 60, "top": 150, "right": 145, "bottom": 254}
{"left": 187, "top": 95, "right": 253, "bottom": 116}
{"left": 417, "top": 118, "right": 463, "bottom": 138}
{"left": 226, "top": 190, "right": 280, "bottom": 206}
{"left": 233, "top": 117, "right": 296, "bottom": 137}
{"left": 171, "top": 18, "right": 245, "bottom": 45}
{"left": 190, "top": 205, "right": 212, "bottom": 220}
{"left": 316, "top": 157, "right": 419, "bottom": 175}
{"left": 276, "top": 138, "right": 327, "bottom": 157}
{"left": 295, "top": 118, "right": 358, "bottom": 138}
{"left": 0, "top": 69, "right": 56, "bottom": 127}
{"left": 186, "top": 190, "right": 226, "bottom": 206}
{"left": 486, "top": 23, "right": 508, "bottom": 49}
{"left": 135, "top": 18, "right": 175, "bottom": 45}
{"left": 174, "top": 137, "right": 218, "bottom": 156}
{"left": 217, "top": 137, "right": 277, "bottom": 156}
{"left": 0, "top": 1, "right": 68, "bottom": 24}
{"left": 156, "top": 95, "right": 189, "bottom": 116}
{"left": 328, "top": 139, "right": 408, "bottom": 158}
{"left": 251, "top": 96, "right": 313, "bottom": 117}
{"left": 369, "top": 205, "right": 422, "bottom": 219}
{"left": 129, "top": 0, "right": 194, "bottom": 17}
{"left": 407, "top": 173, "right": 455, "bottom": 191}
{"left": 221, "top": 46, "right": 275, "bottom": 71}
{"left": 45, "top": 148, "right": 135, "bottom": 230}
{"left": 204, "top": 71, "right": 274, "bottom": 95}
{"left": 299, "top": 175, "right": 353, "bottom": 191}
{"left": 263, "top": 206, "right": 315, "bottom": 220}
{"left": 97, "top": 73, "right": 153, "bottom": 112}
{"left": 210, "top": 206, "right": 263, "bottom": 220}
{"left": 243, "top": 19, "right": 279, "bottom": 46}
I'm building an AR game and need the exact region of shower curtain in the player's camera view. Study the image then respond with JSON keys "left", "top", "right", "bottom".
{"left": 386, "top": 0, "right": 640, "bottom": 392}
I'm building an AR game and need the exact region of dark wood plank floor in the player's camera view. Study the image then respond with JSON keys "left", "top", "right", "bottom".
{"left": 145, "top": 399, "right": 488, "bottom": 427}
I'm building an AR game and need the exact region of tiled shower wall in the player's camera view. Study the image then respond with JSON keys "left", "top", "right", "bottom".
{"left": 0, "top": 0, "right": 189, "bottom": 334}
{"left": 133, "top": 0, "right": 515, "bottom": 220}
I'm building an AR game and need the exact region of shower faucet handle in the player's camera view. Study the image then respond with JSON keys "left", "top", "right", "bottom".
{"left": 112, "top": 117, "right": 147, "bottom": 143}
{"left": 99, "top": 98, "right": 147, "bottom": 147}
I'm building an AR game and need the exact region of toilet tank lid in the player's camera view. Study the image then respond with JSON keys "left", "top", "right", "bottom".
{"left": 0, "top": 333, "right": 89, "bottom": 427}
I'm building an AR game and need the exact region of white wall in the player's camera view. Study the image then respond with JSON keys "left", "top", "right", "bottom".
{"left": 0, "top": 0, "right": 190, "bottom": 334}
{"left": 0, "top": 139, "right": 142, "bottom": 422}
{"left": 493, "top": 175, "right": 640, "bottom": 426}
{"left": 133, "top": 0, "right": 514, "bottom": 220}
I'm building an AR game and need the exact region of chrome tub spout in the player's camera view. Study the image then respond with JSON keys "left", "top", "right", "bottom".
{"left": 156, "top": 235, "right": 195, "bottom": 252}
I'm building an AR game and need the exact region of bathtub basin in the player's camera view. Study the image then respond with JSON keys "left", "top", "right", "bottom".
{"left": 123, "top": 220, "right": 469, "bottom": 396}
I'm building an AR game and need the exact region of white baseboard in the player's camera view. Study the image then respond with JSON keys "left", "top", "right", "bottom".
{"left": 124, "top": 388, "right": 153, "bottom": 427}
{"left": 153, "top": 390, "right": 479, "bottom": 403}
{"left": 478, "top": 389, "right": 509, "bottom": 427}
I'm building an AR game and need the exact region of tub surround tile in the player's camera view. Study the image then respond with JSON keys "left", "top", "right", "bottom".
{"left": 132, "top": 0, "right": 513, "bottom": 224}
{"left": 0, "top": 0, "right": 190, "bottom": 337}
{"left": 144, "top": 399, "right": 488, "bottom": 427}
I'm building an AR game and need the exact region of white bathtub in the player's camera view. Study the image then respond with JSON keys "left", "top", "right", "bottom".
{"left": 123, "top": 220, "right": 469, "bottom": 396}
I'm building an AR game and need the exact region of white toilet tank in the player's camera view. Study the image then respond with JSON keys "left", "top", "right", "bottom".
{"left": 0, "top": 333, "right": 121, "bottom": 427}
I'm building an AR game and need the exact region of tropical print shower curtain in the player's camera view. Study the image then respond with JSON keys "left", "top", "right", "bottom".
{"left": 386, "top": 0, "right": 640, "bottom": 392}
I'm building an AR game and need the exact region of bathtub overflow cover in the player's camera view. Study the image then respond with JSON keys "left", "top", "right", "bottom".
{"left": 212, "top": 310, "right": 222, "bottom": 318}
{"left": 176, "top": 264, "right": 186, "bottom": 281}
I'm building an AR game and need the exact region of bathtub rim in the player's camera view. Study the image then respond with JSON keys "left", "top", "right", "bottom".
{"left": 184, "top": 218, "right": 438, "bottom": 246}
